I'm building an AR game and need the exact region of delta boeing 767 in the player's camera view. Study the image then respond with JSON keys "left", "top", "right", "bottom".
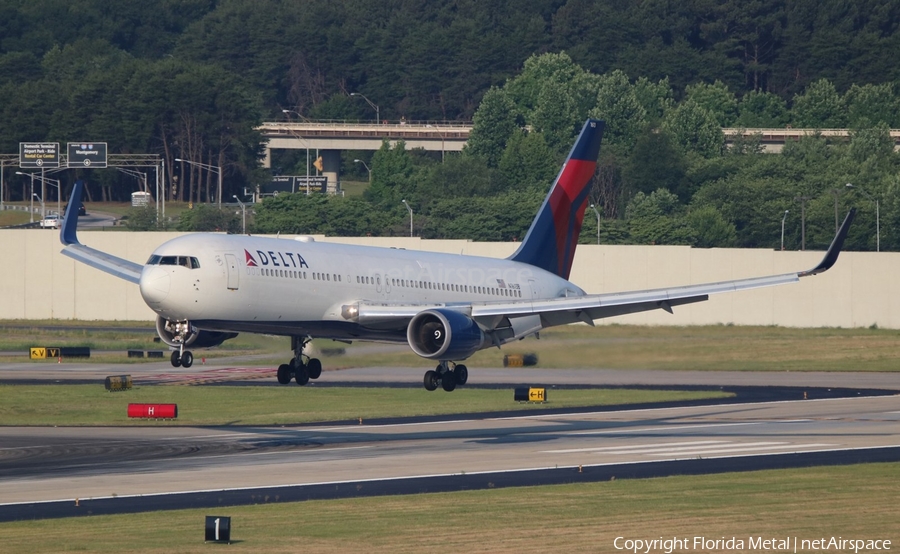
{"left": 59, "top": 120, "right": 854, "bottom": 391}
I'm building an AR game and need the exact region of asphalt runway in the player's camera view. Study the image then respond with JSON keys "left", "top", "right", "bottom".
{"left": 1, "top": 369, "right": 899, "bottom": 521}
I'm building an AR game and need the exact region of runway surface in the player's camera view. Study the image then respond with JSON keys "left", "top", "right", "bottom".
{"left": 1, "top": 384, "right": 899, "bottom": 521}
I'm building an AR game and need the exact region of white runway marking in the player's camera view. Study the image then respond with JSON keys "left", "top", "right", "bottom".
{"left": 543, "top": 440, "right": 725, "bottom": 454}
{"left": 646, "top": 443, "right": 835, "bottom": 457}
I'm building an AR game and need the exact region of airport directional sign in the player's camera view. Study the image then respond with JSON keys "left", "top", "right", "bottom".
{"left": 19, "top": 142, "right": 60, "bottom": 168}
{"left": 67, "top": 142, "right": 108, "bottom": 168}
{"left": 264, "top": 175, "right": 328, "bottom": 194}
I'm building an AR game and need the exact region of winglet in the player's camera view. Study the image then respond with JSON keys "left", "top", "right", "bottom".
{"left": 60, "top": 180, "right": 83, "bottom": 246}
{"left": 799, "top": 208, "right": 855, "bottom": 277}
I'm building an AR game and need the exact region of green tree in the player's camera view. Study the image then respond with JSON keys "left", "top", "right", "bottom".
{"left": 465, "top": 86, "right": 519, "bottom": 167}
{"left": 632, "top": 76, "right": 674, "bottom": 124}
{"left": 497, "top": 130, "right": 560, "bottom": 193}
{"left": 845, "top": 83, "right": 900, "bottom": 128}
{"left": 589, "top": 70, "right": 647, "bottom": 150}
{"left": 625, "top": 189, "right": 696, "bottom": 245}
{"left": 623, "top": 129, "right": 689, "bottom": 199}
{"left": 177, "top": 204, "right": 240, "bottom": 233}
{"left": 364, "top": 139, "right": 416, "bottom": 208}
{"left": 123, "top": 206, "right": 158, "bottom": 231}
{"left": 416, "top": 155, "right": 497, "bottom": 200}
{"left": 686, "top": 205, "right": 737, "bottom": 247}
{"left": 791, "top": 79, "right": 847, "bottom": 128}
{"left": 662, "top": 100, "right": 725, "bottom": 159}
{"left": 848, "top": 124, "right": 895, "bottom": 165}
{"left": 736, "top": 90, "right": 789, "bottom": 127}
{"left": 684, "top": 80, "right": 739, "bottom": 126}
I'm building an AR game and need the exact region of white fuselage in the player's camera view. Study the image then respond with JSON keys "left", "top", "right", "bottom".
{"left": 139, "top": 233, "right": 581, "bottom": 341}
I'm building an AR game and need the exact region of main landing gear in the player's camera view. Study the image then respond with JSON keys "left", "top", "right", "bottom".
{"left": 276, "top": 336, "right": 323, "bottom": 387}
{"left": 423, "top": 361, "right": 468, "bottom": 392}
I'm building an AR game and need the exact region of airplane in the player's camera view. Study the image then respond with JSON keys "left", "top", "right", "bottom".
{"left": 59, "top": 119, "right": 855, "bottom": 392}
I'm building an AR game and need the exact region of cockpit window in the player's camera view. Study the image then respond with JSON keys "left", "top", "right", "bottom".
{"left": 146, "top": 255, "right": 200, "bottom": 269}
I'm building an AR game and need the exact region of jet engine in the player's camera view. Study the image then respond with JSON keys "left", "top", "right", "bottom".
{"left": 155, "top": 316, "right": 238, "bottom": 348}
{"left": 406, "top": 309, "right": 486, "bottom": 360}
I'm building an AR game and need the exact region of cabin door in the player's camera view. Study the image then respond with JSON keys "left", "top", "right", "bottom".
{"left": 225, "top": 253, "right": 240, "bottom": 290}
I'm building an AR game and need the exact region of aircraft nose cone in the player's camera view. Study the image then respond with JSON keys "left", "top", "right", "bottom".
{"left": 140, "top": 266, "right": 170, "bottom": 304}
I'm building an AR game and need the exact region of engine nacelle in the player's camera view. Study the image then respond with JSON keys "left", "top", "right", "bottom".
{"left": 406, "top": 309, "right": 486, "bottom": 360}
{"left": 155, "top": 316, "right": 238, "bottom": 348}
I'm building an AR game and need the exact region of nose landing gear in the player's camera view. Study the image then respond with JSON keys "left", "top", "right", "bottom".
{"left": 169, "top": 346, "right": 194, "bottom": 368}
{"left": 276, "top": 336, "right": 323, "bottom": 386}
{"left": 423, "top": 361, "right": 468, "bottom": 392}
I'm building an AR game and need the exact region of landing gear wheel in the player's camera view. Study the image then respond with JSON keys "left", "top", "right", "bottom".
{"left": 441, "top": 371, "right": 457, "bottom": 392}
{"left": 295, "top": 365, "right": 310, "bottom": 386}
{"left": 454, "top": 364, "right": 468, "bottom": 385}
{"left": 424, "top": 370, "right": 439, "bottom": 391}
{"left": 181, "top": 351, "right": 194, "bottom": 368}
{"left": 277, "top": 364, "right": 292, "bottom": 384}
{"left": 307, "top": 358, "right": 322, "bottom": 380}
{"left": 170, "top": 351, "right": 182, "bottom": 367}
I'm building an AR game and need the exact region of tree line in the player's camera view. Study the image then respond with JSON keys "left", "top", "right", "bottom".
{"left": 2, "top": 0, "right": 899, "bottom": 250}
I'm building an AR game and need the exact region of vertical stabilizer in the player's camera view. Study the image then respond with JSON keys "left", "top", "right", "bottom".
{"left": 508, "top": 119, "right": 604, "bottom": 279}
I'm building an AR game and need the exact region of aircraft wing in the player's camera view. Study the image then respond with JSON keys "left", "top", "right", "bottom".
{"left": 351, "top": 209, "right": 855, "bottom": 333}
{"left": 59, "top": 180, "right": 143, "bottom": 284}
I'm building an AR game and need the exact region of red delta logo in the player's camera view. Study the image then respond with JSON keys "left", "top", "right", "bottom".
{"left": 244, "top": 250, "right": 258, "bottom": 267}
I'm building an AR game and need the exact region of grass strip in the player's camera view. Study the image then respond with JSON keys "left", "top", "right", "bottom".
{"left": 336, "top": 324, "right": 900, "bottom": 371}
{"left": 1, "top": 462, "right": 897, "bottom": 553}
{"left": 4, "top": 321, "right": 900, "bottom": 371}
{"left": 0, "top": 385, "right": 730, "bottom": 426}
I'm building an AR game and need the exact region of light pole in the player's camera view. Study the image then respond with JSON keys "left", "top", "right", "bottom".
{"left": 33, "top": 192, "right": 44, "bottom": 221}
{"left": 781, "top": 210, "right": 789, "bottom": 251}
{"left": 830, "top": 188, "right": 840, "bottom": 234}
{"left": 34, "top": 175, "right": 61, "bottom": 220}
{"left": 401, "top": 199, "right": 413, "bottom": 237}
{"left": 233, "top": 195, "right": 246, "bottom": 234}
{"left": 846, "top": 183, "right": 879, "bottom": 252}
{"left": 353, "top": 159, "right": 371, "bottom": 183}
{"left": 175, "top": 158, "right": 222, "bottom": 208}
{"left": 589, "top": 203, "right": 601, "bottom": 245}
{"left": 794, "top": 195, "right": 810, "bottom": 250}
{"left": 282, "top": 109, "right": 311, "bottom": 194}
{"left": 118, "top": 167, "right": 160, "bottom": 225}
{"left": 350, "top": 92, "right": 380, "bottom": 123}
{"left": 16, "top": 172, "right": 35, "bottom": 223}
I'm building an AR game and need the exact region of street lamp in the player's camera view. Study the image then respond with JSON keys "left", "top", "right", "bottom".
{"left": 353, "top": 159, "right": 371, "bottom": 183}
{"left": 32, "top": 192, "right": 44, "bottom": 221}
{"left": 350, "top": 92, "right": 380, "bottom": 123}
{"left": 282, "top": 109, "right": 312, "bottom": 194}
{"left": 233, "top": 195, "right": 246, "bottom": 234}
{"left": 794, "top": 195, "right": 810, "bottom": 250}
{"left": 15, "top": 172, "right": 55, "bottom": 222}
{"left": 401, "top": 199, "right": 413, "bottom": 237}
{"left": 589, "top": 203, "right": 601, "bottom": 245}
{"left": 846, "top": 183, "right": 879, "bottom": 252}
{"left": 781, "top": 210, "right": 789, "bottom": 251}
{"left": 175, "top": 158, "right": 223, "bottom": 208}
{"left": 16, "top": 172, "right": 35, "bottom": 223}
{"left": 118, "top": 167, "right": 161, "bottom": 226}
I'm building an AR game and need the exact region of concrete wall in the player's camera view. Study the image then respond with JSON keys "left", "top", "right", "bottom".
{"left": 2, "top": 229, "right": 896, "bottom": 328}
